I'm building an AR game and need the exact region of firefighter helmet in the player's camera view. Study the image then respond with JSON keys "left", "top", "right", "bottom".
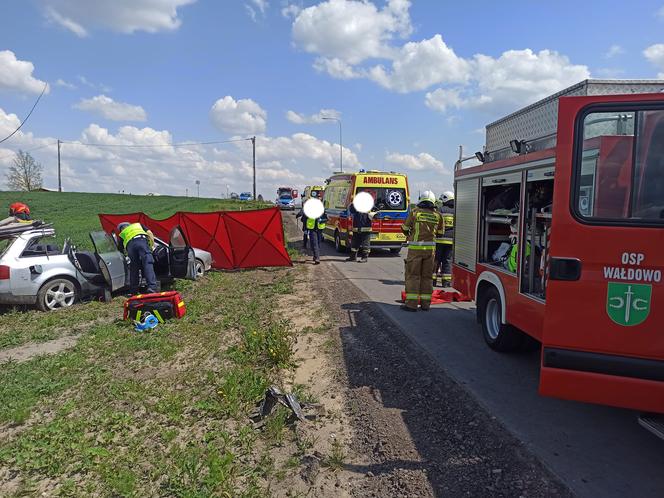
{"left": 419, "top": 191, "right": 436, "bottom": 204}
{"left": 440, "top": 191, "right": 454, "bottom": 203}
{"left": 9, "top": 202, "right": 30, "bottom": 220}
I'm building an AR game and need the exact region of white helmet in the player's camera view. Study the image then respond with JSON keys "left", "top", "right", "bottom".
{"left": 440, "top": 191, "right": 454, "bottom": 203}
{"left": 419, "top": 191, "right": 436, "bottom": 203}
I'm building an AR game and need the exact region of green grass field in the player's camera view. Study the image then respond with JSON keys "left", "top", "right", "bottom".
{"left": 0, "top": 191, "right": 266, "bottom": 248}
{"left": 0, "top": 191, "right": 314, "bottom": 496}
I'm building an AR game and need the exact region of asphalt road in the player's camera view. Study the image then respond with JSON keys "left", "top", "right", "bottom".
{"left": 308, "top": 238, "right": 664, "bottom": 498}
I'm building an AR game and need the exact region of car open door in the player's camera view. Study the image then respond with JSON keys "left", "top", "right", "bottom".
{"left": 539, "top": 93, "right": 664, "bottom": 413}
{"left": 169, "top": 226, "right": 196, "bottom": 279}
{"left": 90, "top": 231, "right": 128, "bottom": 291}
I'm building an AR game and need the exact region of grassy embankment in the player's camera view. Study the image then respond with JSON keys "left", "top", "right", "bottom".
{"left": 0, "top": 191, "right": 266, "bottom": 248}
{"left": 0, "top": 192, "right": 309, "bottom": 496}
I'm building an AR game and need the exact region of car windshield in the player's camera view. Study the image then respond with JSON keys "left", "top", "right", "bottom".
{"left": 280, "top": 196, "right": 293, "bottom": 201}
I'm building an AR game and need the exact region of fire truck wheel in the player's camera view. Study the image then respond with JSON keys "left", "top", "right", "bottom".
{"left": 478, "top": 286, "right": 524, "bottom": 352}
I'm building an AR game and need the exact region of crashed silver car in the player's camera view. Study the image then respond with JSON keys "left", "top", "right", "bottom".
{"left": 0, "top": 226, "right": 211, "bottom": 311}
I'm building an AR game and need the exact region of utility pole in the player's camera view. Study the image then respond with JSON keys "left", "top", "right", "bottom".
{"left": 196, "top": 179, "right": 200, "bottom": 198}
{"left": 251, "top": 136, "right": 256, "bottom": 200}
{"left": 57, "top": 139, "right": 62, "bottom": 192}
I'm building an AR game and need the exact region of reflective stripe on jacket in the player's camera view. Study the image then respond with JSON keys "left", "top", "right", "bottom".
{"left": 119, "top": 223, "right": 147, "bottom": 245}
{"left": 436, "top": 204, "right": 454, "bottom": 244}
{"left": 401, "top": 205, "right": 444, "bottom": 249}
{"left": 306, "top": 217, "right": 326, "bottom": 230}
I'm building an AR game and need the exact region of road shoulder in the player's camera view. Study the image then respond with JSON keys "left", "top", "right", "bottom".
{"left": 314, "top": 260, "right": 572, "bottom": 497}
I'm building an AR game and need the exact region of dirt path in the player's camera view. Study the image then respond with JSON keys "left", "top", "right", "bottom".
{"left": 284, "top": 215, "right": 571, "bottom": 497}
{"left": 0, "top": 334, "right": 80, "bottom": 364}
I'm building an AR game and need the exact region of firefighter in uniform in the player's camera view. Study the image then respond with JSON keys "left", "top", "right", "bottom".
{"left": 433, "top": 191, "right": 455, "bottom": 287}
{"left": 117, "top": 222, "right": 158, "bottom": 295}
{"left": 401, "top": 191, "right": 445, "bottom": 312}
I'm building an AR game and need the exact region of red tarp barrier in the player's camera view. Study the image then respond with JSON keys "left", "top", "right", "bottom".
{"left": 98, "top": 208, "right": 291, "bottom": 270}
{"left": 400, "top": 290, "right": 471, "bottom": 304}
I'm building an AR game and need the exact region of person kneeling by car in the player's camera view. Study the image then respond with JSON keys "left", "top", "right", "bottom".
{"left": 117, "top": 222, "right": 157, "bottom": 295}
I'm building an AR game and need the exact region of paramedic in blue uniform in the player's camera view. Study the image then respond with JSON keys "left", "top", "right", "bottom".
{"left": 117, "top": 222, "right": 158, "bottom": 295}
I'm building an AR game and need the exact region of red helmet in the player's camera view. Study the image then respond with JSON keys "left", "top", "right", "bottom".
{"left": 9, "top": 202, "right": 31, "bottom": 220}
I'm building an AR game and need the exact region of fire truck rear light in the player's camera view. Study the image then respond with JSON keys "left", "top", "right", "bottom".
{"left": 0, "top": 265, "right": 10, "bottom": 279}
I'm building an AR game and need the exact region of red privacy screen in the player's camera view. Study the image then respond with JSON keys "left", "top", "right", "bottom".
{"left": 99, "top": 207, "right": 292, "bottom": 270}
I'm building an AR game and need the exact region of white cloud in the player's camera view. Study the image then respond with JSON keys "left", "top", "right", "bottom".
{"left": 45, "top": 6, "right": 88, "bottom": 37}
{"left": 368, "top": 35, "right": 470, "bottom": 93}
{"left": 0, "top": 50, "right": 49, "bottom": 94}
{"left": 74, "top": 95, "right": 148, "bottom": 122}
{"left": 657, "top": 6, "right": 664, "bottom": 19}
{"left": 55, "top": 78, "right": 77, "bottom": 90}
{"left": 290, "top": 3, "right": 589, "bottom": 114}
{"left": 281, "top": 3, "right": 301, "bottom": 18}
{"left": 77, "top": 75, "right": 112, "bottom": 93}
{"left": 292, "top": 0, "right": 412, "bottom": 65}
{"left": 286, "top": 108, "right": 340, "bottom": 124}
{"left": 42, "top": 0, "right": 196, "bottom": 36}
{"left": 312, "top": 57, "right": 361, "bottom": 79}
{"left": 385, "top": 151, "right": 446, "bottom": 172}
{"left": 0, "top": 106, "right": 354, "bottom": 197}
{"left": 469, "top": 49, "right": 590, "bottom": 111}
{"left": 604, "top": 44, "right": 625, "bottom": 59}
{"left": 210, "top": 96, "right": 267, "bottom": 135}
{"left": 424, "top": 88, "right": 465, "bottom": 113}
{"left": 595, "top": 67, "right": 625, "bottom": 78}
{"left": 422, "top": 49, "right": 589, "bottom": 114}
{"left": 644, "top": 44, "right": 664, "bottom": 79}
{"left": 246, "top": 0, "right": 268, "bottom": 21}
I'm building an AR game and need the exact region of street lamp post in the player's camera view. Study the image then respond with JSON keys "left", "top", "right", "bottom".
{"left": 322, "top": 117, "right": 342, "bottom": 173}
{"left": 195, "top": 180, "right": 200, "bottom": 198}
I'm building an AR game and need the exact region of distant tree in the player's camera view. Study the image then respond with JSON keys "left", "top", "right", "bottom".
{"left": 257, "top": 194, "right": 264, "bottom": 202}
{"left": 6, "top": 150, "right": 43, "bottom": 191}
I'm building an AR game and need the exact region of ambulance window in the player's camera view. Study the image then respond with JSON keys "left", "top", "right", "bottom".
{"left": 356, "top": 187, "right": 406, "bottom": 210}
{"left": 574, "top": 107, "right": 664, "bottom": 224}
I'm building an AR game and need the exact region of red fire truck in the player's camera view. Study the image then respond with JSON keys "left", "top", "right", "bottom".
{"left": 452, "top": 80, "right": 664, "bottom": 430}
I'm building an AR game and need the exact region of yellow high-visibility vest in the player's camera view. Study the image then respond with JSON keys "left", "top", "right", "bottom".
{"left": 119, "top": 223, "right": 147, "bottom": 245}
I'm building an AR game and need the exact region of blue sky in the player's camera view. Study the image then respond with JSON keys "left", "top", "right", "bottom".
{"left": 0, "top": 0, "right": 663, "bottom": 198}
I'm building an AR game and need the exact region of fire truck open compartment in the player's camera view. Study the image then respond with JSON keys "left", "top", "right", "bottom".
{"left": 479, "top": 173, "right": 521, "bottom": 271}
{"left": 520, "top": 170, "right": 554, "bottom": 299}
{"left": 477, "top": 167, "right": 555, "bottom": 299}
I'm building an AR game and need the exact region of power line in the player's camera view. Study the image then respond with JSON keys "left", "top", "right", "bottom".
{"left": 60, "top": 137, "right": 252, "bottom": 148}
{"left": 0, "top": 82, "right": 49, "bottom": 145}
{"left": 0, "top": 142, "right": 56, "bottom": 162}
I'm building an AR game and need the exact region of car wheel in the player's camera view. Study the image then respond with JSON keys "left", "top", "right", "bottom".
{"left": 194, "top": 258, "right": 205, "bottom": 279}
{"left": 37, "top": 278, "right": 79, "bottom": 311}
{"left": 478, "top": 285, "right": 524, "bottom": 352}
